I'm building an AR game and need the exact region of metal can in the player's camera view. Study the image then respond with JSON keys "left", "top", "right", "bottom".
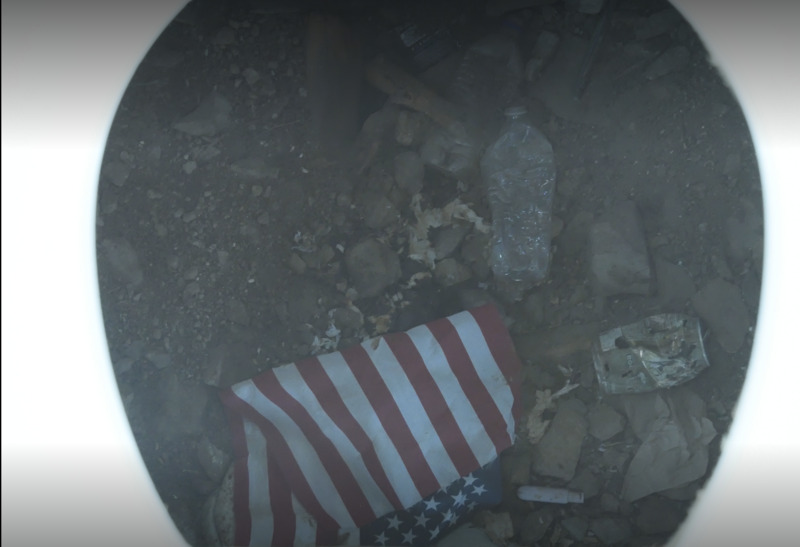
{"left": 592, "top": 314, "right": 710, "bottom": 394}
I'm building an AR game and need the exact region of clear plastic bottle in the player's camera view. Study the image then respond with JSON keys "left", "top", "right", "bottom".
{"left": 480, "top": 106, "right": 556, "bottom": 300}
{"left": 450, "top": 20, "right": 524, "bottom": 126}
{"left": 427, "top": 19, "right": 524, "bottom": 182}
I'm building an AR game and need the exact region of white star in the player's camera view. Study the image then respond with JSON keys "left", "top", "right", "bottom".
{"left": 414, "top": 513, "right": 430, "bottom": 528}
{"left": 451, "top": 490, "right": 467, "bottom": 507}
{"left": 423, "top": 498, "right": 439, "bottom": 512}
{"left": 472, "top": 483, "right": 487, "bottom": 495}
{"left": 442, "top": 509, "right": 455, "bottom": 524}
{"left": 386, "top": 515, "right": 402, "bottom": 530}
{"left": 463, "top": 473, "right": 477, "bottom": 486}
{"left": 429, "top": 525, "right": 441, "bottom": 540}
{"left": 374, "top": 531, "right": 389, "bottom": 546}
{"left": 401, "top": 529, "right": 416, "bottom": 544}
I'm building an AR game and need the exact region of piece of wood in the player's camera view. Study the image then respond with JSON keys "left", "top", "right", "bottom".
{"left": 365, "top": 55, "right": 466, "bottom": 137}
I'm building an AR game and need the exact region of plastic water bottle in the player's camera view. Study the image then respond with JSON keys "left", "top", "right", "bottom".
{"left": 480, "top": 106, "right": 556, "bottom": 300}
{"left": 450, "top": 19, "right": 524, "bottom": 133}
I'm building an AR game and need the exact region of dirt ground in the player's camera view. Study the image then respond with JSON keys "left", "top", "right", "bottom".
{"left": 97, "top": 0, "right": 762, "bottom": 545}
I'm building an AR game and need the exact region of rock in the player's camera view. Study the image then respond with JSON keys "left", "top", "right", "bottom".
{"left": 601, "top": 446, "right": 631, "bottom": 472}
{"left": 182, "top": 160, "right": 198, "bottom": 175}
{"left": 330, "top": 306, "right": 363, "bottom": 336}
{"left": 242, "top": 67, "right": 260, "bottom": 86}
{"left": 525, "top": 30, "right": 560, "bottom": 83}
{"left": 202, "top": 343, "right": 227, "bottom": 387}
{"left": 156, "top": 373, "right": 209, "bottom": 438}
{"left": 305, "top": 244, "right": 336, "bottom": 270}
{"left": 173, "top": 92, "right": 232, "bottom": 137}
{"left": 212, "top": 26, "right": 236, "bottom": 46}
{"left": 566, "top": 0, "right": 605, "bottom": 14}
{"left": 691, "top": 278, "right": 750, "bottom": 352}
{"left": 532, "top": 398, "right": 587, "bottom": 481}
{"left": 149, "top": 49, "right": 184, "bottom": 69}
{"left": 480, "top": 512, "right": 514, "bottom": 544}
{"left": 434, "top": 224, "right": 471, "bottom": 260}
{"left": 588, "top": 201, "right": 653, "bottom": 297}
{"left": 504, "top": 450, "right": 531, "bottom": 486}
{"left": 394, "top": 150, "right": 425, "bottom": 194}
{"left": 345, "top": 239, "right": 401, "bottom": 299}
{"left": 460, "top": 231, "right": 490, "bottom": 264}
{"left": 102, "top": 161, "right": 130, "bottom": 187}
{"left": 600, "top": 492, "right": 620, "bottom": 513}
{"left": 145, "top": 351, "right": 171, "bottom": 370}
{"left": 588, "top": 403, "right": 626, "bottom": 441}
{"left": 288, "top": 253, "right": 307, "bottom": 275}
{"left": 635, "top": 495, "right": 684, "bottom": 535}
{"left": 513, "top": 323, "right": 599, "bottom": 366}
{"left": 196, "top": 435, "right": 230, "bottom": 483}
{"left": 204, "top": 464, "right": 236, "bottom": 546}
{"left": 561, "top": 516, "right": 589, "bottom": 541}
{"left": 360, "top": 192, "right": 400, "bottom": 230}
{"left": 655, "top": 259, "right": 696, "bottom": 310}
{"left": 644, "top": 46, "right": 690, "bottom": 80}
{"left": 99, "top": 237, "right": 144, "bottom": 286}
{"left": 231, "top": 157, "right": 276, "bottom": 179}
{"left": 225, "top": 298, "right": 250, "bottom": 326}
{"left": 560, "top": 210, "right": 594, "bottom": 257}
{"left": 434, "top": 258, "right": 472, "bottom": 287}
{"left": 394, "top": 111, "right": 428, "bottom": 147}
{"left": 458, "top": 288, "right": 501, "bottom": 312}
{"left": 621, "top": 389, "right": 716, "bottom": 502}
{"left": 726, "top": 198, "right": 763, "bottom": 264}
{"left": 434, "top": 525, "right": 494, "bottom": 547}
{"left": 520, "top": 508, "right": 555, "bottom": 544}
{"left": 589, "top": 517, "right": 632, "bottom": 545}
{"left": 569, "top": 468, "right": 602, "bottom": 500}
{"left": 523, "top": 292, "right": 545, "bottom": 326}
{"left": 551, "top": 215, "right": 565, "bottom": 239}
{"left": 635, "top": 8, "right": 683, "bottom": 40}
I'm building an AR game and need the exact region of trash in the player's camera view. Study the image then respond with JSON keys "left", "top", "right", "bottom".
{"left": 408, "top": 195, "right": 490, "bottom": 269}
{"left": 365, "top": 56, "right": 476, "bottom": 181}
{"left": 450, "top": 20, "right": 524, "bottom": 131}
{"left": 592, "top": 314, "right": 710, "bottom": 395}
{"left": 392, "top": 21, "right": 459, "bottom": 73}
{"left": 621, "top": 389, "right": 717, "bottom": 502}
{"left": 365, "top": 55, "right": 464, "bottom": 135}
{"left": 573, "top": 0, "right": 617, "bottom": 97}
{"left": 523, "top": 381, "right": 580, "bottom": 444}
{"left": 210, "top": 304, "right": 521, "bottom": 546}
{"left": 525, "top": 30, "right": 560, "bottom": 83}
{"left": 518, "top": 485, "right": 584, "bottom": 504}
{"left": 481, "top": 106, "right": 556, "bottom": 300}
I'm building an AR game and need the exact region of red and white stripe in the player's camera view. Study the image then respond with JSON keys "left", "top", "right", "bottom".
{"left": 221, "top": 303, "right": 522, "bottom": 546}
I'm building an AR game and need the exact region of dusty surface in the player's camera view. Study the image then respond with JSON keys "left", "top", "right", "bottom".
{"left": 97, "top": 0, "right": 762, "bottom": 544}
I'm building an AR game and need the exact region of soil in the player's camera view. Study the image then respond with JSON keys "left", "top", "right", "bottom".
{"left": 97, "top": 0, "right": 762, "bottom": 545}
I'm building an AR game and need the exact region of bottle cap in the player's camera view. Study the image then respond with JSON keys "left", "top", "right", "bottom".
{"left": 504, "top": 106, "right": 527, "bottom": 117}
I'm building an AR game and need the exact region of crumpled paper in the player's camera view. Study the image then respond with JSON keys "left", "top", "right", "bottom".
{"left": 621, "top": 388, "right": 717, "bottom": 502}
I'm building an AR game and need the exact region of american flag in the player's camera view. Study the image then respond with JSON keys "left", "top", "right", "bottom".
{"left": 221, "top": 304, "right": 521, "bottom": 546}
